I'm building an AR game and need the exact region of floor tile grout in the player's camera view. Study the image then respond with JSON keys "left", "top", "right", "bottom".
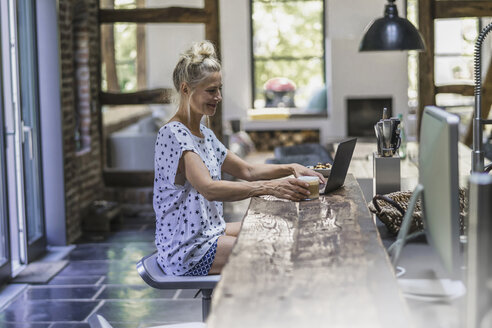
{"left": 0, "top": 203, "right": 240, "bottom": 326}
{"left": 95, "top": 276, "right": 106, "bottom": 286}
{"left": 91, "top": 285, "right": 106, "bottom": 300}
{"left": 83, "top": 299, "right": 105, "bottom": 323}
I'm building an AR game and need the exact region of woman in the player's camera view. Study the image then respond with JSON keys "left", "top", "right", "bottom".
{"left": 154, "top": 40, "right": 324, "bottom": 276}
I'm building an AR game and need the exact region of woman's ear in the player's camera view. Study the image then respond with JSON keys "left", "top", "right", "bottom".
{"left": 180, "top": 82, "right": 189, "bottom": 95}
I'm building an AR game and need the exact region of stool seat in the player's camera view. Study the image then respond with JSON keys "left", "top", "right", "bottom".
{"left": 136, "top": 251, "right": 221, "bottom": 321}
{"left": 137, "top": 252, "right": 220, "bottom": 289}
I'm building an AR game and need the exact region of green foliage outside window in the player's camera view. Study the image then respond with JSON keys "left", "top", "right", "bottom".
{"left": 114, "top": 23, "right": 137, "bottom": 92}
{"left": 252, "top": 0, "right": 326, "bottom": 109}
{"left": 114, "top": 0, "right": 135, "bottom": 9}
{"left": 101, "top": 0, "right": 137, "bottom": 92}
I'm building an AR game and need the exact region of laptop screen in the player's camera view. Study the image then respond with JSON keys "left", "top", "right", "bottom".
{"left": 322, "top": 138, "right": 357, "bottom": 194}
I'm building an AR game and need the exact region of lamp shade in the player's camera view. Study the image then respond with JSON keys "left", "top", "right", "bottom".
{"left": 359, "top": 1, "right": 425, "bottom": 51}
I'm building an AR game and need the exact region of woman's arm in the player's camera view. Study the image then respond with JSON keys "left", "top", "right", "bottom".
{"left": 181, "top": 150, "right": 312, "bottom": 202}
{"left": 222, "top": 150, "right": 325, "bottom": 182}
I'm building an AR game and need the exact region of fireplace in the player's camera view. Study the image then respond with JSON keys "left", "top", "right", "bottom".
{"left": 346, "top": 97, "right": 392, "bottom": 138}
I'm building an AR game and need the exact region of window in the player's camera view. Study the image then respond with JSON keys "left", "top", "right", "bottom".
{"left": 434, "top": 18, "right": 478, "bottom": 135}
{"left": 98, "top": 0, "right": 222, "bottom": 138}
{"left": 434, "top": 18, "right": 478, "bottom": 109}
{"left": 101, "top": 0, "right": 140, "bottom": 93}
{"left": 251, "top": 0, "right": 326, "bottom": 114}
{"left": 406, "top": 0, "right": 419, "bottom": 111}
{"left": 407, "top": 0, "right": 479, "bottom": 136}
{"left": 407, "top": 1, "right": 478, "bottom": 109}
{"left": 434, "top": 19, "right": 477, "bottom": 87}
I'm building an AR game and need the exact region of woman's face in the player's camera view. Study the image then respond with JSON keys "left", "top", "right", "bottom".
{"left": 189, "top": 71, "right": 222, "bottom": 116}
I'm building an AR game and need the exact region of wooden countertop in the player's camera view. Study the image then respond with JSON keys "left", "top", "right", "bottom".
{"left": 207, "top": 174, "right": 413, "bottom": 328}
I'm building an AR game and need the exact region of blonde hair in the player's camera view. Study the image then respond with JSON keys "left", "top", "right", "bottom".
{"left": 172, "top": 40, "right": 221, "bottom": 104}
{"left": 172, "top": 41, "right": 221, "bottom": 127}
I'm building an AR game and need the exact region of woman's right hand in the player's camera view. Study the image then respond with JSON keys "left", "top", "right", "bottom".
{"left": 268, "top": 178, "right": 311, "bottom": 201}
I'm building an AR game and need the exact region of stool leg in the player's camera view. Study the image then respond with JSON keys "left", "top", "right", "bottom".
{"left": 201, "top": 289, "right": 213, "bottom": 321}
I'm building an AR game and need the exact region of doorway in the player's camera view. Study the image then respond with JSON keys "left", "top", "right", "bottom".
{"left": 0, "top": 0, "right": 47, "bottom": 280}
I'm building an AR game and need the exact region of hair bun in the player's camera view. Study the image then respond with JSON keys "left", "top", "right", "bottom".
{"left": 190, "top": 41, "right": 216, "bottom": 64}
{"left": 172, "top": 40, "right": 221, "bottom": 92}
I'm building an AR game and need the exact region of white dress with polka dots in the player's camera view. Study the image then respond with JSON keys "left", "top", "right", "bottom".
{"left": 153, "top": 121, "right": 227, "bottom": 275}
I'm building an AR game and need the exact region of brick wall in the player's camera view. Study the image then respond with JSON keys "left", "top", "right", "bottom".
{"left": 59, "top": 0, "right": 103, "bottom": 243}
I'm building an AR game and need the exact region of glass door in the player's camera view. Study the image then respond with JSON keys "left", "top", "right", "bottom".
{"left": 1, "top": 0, "right": 46, "bottom": 274}
{"left": 0, "top": 63, "right": 12, "bottom": 284}
{"left": 16, "top": 0, "right": 46, "bottom": 262}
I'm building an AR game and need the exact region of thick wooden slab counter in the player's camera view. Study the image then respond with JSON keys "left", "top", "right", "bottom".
{"left": 206, "top": 174, "right": 413, "bottom": 328}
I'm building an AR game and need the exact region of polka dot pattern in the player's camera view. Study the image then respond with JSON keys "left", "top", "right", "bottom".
{"left": 183, "top": 239, "right": 218, "bottom": 276}
{"left": 153, "top": 121, "right": 227, "bottom": 275}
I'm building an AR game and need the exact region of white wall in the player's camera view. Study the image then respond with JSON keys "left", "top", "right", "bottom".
{"left": 147, "top": 24, "right": 205, "bottom": 90}
{"left": 146, "top": 0, "right": 411, "bottom": 144}
{"left": 146, "top": 0, "right": 205, "bottom": 117}
{"left": 37, "top": 0, "right": 67, "bottom": 245}
{"left": 219, "top": 0, "right": 251, "bottom": 123}
{"left": 220, "top": 0, "right": 409, "bottom": 144}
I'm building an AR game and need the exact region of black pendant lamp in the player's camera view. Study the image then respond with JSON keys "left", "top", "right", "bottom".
{"left": 359, "top": 0, "right": 425, "bottom": 51}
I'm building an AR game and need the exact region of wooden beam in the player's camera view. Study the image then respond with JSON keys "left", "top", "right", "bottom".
{"left": 100, "top": 0, "right": 117, "bottom": 172}
{"left": 418, "top": 0, "right": 436, "bottom": 138}
{"left": 101, "top": 0, "right": 119, "bottom": 92}
{"left": 136, "top": 0, "right": 147, "bottom": 90}
{"left": 103, "top": 169, "right": 154, "bottom": 187}
{"left": 99, "top": 7, "right": 209, "bottom": 24}
{"left": 100, "top": 88, "right": 173, "bottom": 105}
{"left": 435, "top": 1, "right": 492, "bottom": 19}
{"left": 205, "top": 0, "right": 220, "bottom": 58}
{"left": 436, "top": 84, "right": 474, "bottom": 96}
{"left": 204, "top": 0, "right": 223, "bottom": 141}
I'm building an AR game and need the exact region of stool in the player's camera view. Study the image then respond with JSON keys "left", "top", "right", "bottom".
{"left": 136, "top": 252, "right": 221, "bottom": 321}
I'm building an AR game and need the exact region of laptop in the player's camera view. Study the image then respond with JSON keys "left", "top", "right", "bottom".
{"left": 321, "top": 138, "right": 357, "bottom": 194}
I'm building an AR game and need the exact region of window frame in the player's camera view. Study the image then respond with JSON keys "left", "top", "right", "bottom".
{"left": 249, "top": 0, "right": 327, "bottom": 111}
{"left": 98, "top": 1, "right": 223, "bottom": 138}
{"left": 434, "top": 18, "right": 478, "bottom": 88}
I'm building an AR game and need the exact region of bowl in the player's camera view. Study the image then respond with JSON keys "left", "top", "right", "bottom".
{"left": 307, "top": 166, "right": 332, "bottom": 178}
{"left": 314, "top": 168, "right": 331, "bottom": 177}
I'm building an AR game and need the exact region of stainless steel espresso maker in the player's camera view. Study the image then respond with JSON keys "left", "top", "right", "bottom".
{"left": 374, "top": 108, "right": 401, "bottom": 157}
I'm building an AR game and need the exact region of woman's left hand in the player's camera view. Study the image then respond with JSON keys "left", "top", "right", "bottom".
{"left": 290, "top": 163, "right": 326, "bottom": 184}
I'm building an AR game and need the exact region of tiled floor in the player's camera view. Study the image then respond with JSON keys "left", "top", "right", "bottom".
{"left": 0, "top": 200, "right": 247, "bottom": 328}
